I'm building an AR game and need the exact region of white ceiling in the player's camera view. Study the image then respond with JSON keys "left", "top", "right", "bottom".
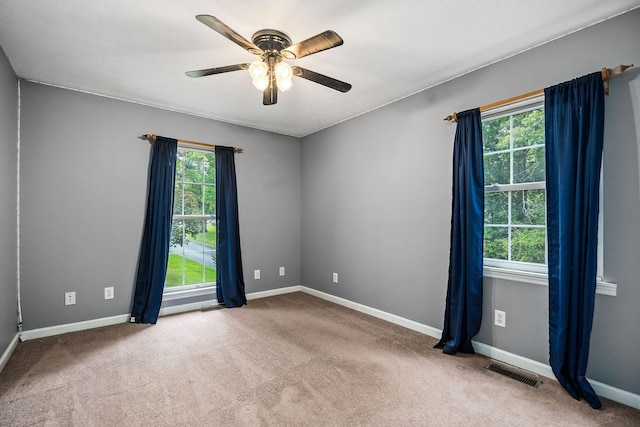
{"left": 1, "top": 1, "right": 639, "bottom": 137}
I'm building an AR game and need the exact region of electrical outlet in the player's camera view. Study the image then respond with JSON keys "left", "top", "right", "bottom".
{"left": 254, "top": 269, "right": 261, "bottom": 280}
{"left": 279, "top": 266, "right": 285, "bottom": 276}
{"left": 495, "top": 309, "right": 506, "bottom": 328}
{"left": 65, "top": 291, "right": 76, "bottom": 306}
{"left": 332, "top": 272, "right": 338, "bottom": 283}
{"left": 104, "top": 286, "right": 114, "bottom": 300}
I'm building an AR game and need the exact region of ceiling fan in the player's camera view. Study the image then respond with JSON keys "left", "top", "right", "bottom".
{"left": 186, "top": 15, "right": 352, "bottom": 105}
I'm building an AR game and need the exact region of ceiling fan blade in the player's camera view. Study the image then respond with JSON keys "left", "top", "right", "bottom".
{"left": 263, "top": 81, "right": 278, "bottom": 105}
{"left": 282, "top": 31, "right": 343, "bottom": 59}
{"left": 186, "top": 64, "right": 249, "bottom": 78}
{"left": 196, "top": 15, "right": 263, "bottom": 55}
{"left": 292, "top": 67, "right": 352, "bottom": 93}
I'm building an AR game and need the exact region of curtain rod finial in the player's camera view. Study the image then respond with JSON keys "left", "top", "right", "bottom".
{"left": 140, "top": 134, "right": 157, "bottom": 143}
{"left": 613, "top": 64, "right": 633, "bottom": 74}
{"left": 602, "top": 64, "right": 633, "bottom": 96}
{"left": 443, "top": 113, "right": 457, "bottom": 122}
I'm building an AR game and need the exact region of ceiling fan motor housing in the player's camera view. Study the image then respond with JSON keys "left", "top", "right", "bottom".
{"left": 252, "top": 30, "right": 292, "bottom": 58}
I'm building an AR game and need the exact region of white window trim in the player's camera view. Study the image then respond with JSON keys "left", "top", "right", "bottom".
{"left": 485, "top": 181, "right": 545, "bottom": 192}
{"left": 173, "top": 214, "right": 214, "bottom": 221}
{"left": 483, "top": 266, "right": 617, "bottom": 296}
{"left": 481, "top": 95, "right": 615, "bottom": 296}
{"left": 163, "top": 285, "right": 216, "bottom": 302}
{"left": 164, "top": 144, "right": 217, "bottom": 299}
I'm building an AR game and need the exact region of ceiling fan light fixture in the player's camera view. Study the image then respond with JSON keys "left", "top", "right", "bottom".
{"left": 276, "top": 76, "right": 293, "bottom": 92}
{"left": 252, "top": 75, "right": 269, "bottom": 91}
{"left": 275, "top": 61, "right": 293, "bottom": 80}
{"left": 275, "top": 61, "right": 293, "bottom": 92}
{"left": 249, "top": 60, "right": 268, "bottom": 79}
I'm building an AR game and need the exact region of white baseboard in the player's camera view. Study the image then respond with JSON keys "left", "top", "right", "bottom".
{"left": 19, "top": 287, "right": 303, "bottom": 341}
{"left": 160, "top": 286, "right": 302, "bottom": 315}
{"left": 246, "top": 285, "right": 301, "bottom": 300}
{"left": 20, "top": 314, "right": 131, "bottom": 341}
{"left": 471, "top": 341, "right": 640, "bottom": 410}
{"left": 299, "top": 286, "right": 442, "bottom": 339}
{"left": 588, "top": 378, "right": 640, "bottom": 410}
{"left": 299, "top": 286, "right": 640, "bottom": 410}
{"left": 471, "top": 341, "right": 554, "bottom": 379}
{"left": 0, "top": 333, "right": 20, "bottom": 374}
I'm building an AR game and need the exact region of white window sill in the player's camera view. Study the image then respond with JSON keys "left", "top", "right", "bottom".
{"left": 483, "top": 266, "right": 617, "bottom": 297}
{"left": 162, "top": 286, "right": 216, "bottom": 302}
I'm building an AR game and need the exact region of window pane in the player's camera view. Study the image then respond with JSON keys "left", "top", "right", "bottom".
{"left": 183, "top": 151, "right": 204, "bottom": 183}
{"left": 202, "top": 220, "right": 216, "bottom": 251}
{"left": 511, "top": 227, "right": 546, "bottom": 264}
{"left": 183, "top": 184, "right": 203, "bottom": 215}
{"left": 513, "top": 146, "right": 545, "bottom": 183}
{"left": 165, "top": 254, "right": 185, "bottom": 287}
{"left": 484, "top": 227, "right": 508, "bottom": 260}
{"left": 204, "top": 250, "right": 216, "bottom": 283}
{"left": 513, "top": 109, "right": 544, "bottom": 148}
{"left": 173, "top": 183, "right": 184, "bottom": 215}
{"left": 484, "top": 152, "right": 510, "bottom": 185}
{"left": 482, "top": 116, "right": 510, "bottom": 153}
{"left": 204, "top": 185, "right": 215, "bottom": 216}
{"left": 170, "top": 220, "right": 185, "bottom": 248}
{"left": 485, "top": 192, "right": 508, "bottom": 224}
{"left": 180, "top": 256, "right": 205, "bottom": 287}
{"left": 204, "top": 153, "right": 216, "bottom": 184}
{"left": 168, "top": 219, "right": 213, "bottom": 287}
{"left": 175, "top": 150, "right": 185, "bottom": 179}
{"left": 511, "top": 189, "right": 546, "bottom": 225}
{"left": 183, "top": 220, "right": 205, "bottom": 249}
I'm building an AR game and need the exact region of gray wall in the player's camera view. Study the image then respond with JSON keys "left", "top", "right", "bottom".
{"left": 301, "top": 9, "right": 640, "bottom": 395}
{"left": 0, "top": 48, "right": 17, "bottom": 356}
{"left": 19, "top": 81, "right": 301, "bottom": 330}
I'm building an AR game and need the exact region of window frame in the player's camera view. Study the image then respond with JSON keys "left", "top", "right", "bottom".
{"left": 480, "top": 96, "right": 615, "bottom": 296}
{"left": 482, "top": 96, "right": 547, "bottom": 274}
{"left": 163, "top": 143, "right": 217, "bottom": 297}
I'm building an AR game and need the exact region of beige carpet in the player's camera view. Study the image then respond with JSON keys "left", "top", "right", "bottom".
{"left": 1, "top": 292, "right": 638, "bottom": 426}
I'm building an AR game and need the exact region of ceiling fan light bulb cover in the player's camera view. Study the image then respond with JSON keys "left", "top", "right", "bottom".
{"left": 249, "top": 61, "right": 268, "bottom": 79}
{"left": 252, "top": 76, "right": 269, "bottom": 91}
{"left": 275, "top": 61, "right": 293, "bottom": 79}
{"left": 276, "top": 77, "right": 293, "bottom": 92}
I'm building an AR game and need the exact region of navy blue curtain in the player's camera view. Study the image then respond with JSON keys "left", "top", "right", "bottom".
{"left": 436, "top": 108, "right": 485, "bottom": 355}
{"left": 545, "top": 72, "right": 604, "bottom": 409}
{"left": 131, "top": 136, "right": 177, "bottom": 324}
{"left": 215, "top": 146, "right": 247, "bottom": 307}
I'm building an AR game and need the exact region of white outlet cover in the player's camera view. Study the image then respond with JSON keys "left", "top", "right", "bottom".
{"left": 104, "top": 287, "right": 114, "bottom": 300}
{"left": 254, "top": 270, "right": 261, "bottom": 280}
{"left": 279, "top": 267, "right": 285, "bottom": 276}
{"left": 332, "top": 272, "right": 338, "bottom": 283}
{"left": 495, "top": 309, "right": 506, "bottom": 327}
{"left": 65, "top": 291, "right": 76, "bottom": 306}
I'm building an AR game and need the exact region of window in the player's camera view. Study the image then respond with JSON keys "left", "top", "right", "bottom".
{"left": 480, "top": 97, "right": 613, "bottom": 294}
{"left": 482, "top": 98, "right": 547, "bottom": 274}
{"left": 164, "top": 146, "right": 216, "bottom": 293}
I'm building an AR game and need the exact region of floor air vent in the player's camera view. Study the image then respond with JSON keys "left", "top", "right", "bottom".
{"left": 486, "top": 362, "right": 542, "bottom": 388}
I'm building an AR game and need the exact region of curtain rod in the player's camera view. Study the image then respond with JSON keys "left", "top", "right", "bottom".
{"left": 443, "top": 64, "right": 633, "bottom": 122}
{"left": 141, "top": 134, "right": 244, "bottom": 153}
